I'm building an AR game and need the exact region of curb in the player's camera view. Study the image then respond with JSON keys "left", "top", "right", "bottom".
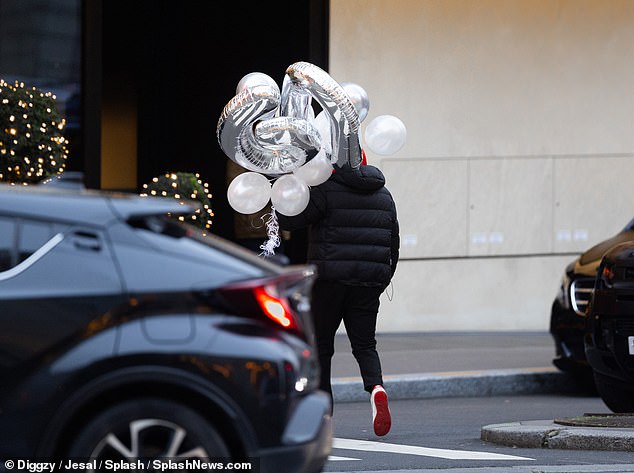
{"left": 332, "top": 367, "right": 578, "bottom": 403}
{"left": 333, "top": 367, "right": 634, "bottom": 452}
{"left": 481, "top": 420, "right": 634, "bottom": 451}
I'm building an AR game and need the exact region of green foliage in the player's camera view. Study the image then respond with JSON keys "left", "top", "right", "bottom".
{"left": 141, "top": 172, "right": 214, "bottom": 230}
{"left": 0, "top": 79, "right": 68, "bottom": 183}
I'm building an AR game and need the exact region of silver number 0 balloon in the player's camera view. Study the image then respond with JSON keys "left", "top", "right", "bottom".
{"left": 284, "top": 62, "right": 362, "bottom": 169}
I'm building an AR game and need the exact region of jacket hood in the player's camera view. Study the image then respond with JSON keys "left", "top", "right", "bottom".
{"left": 330, "top": 164, "right": 386, "bottom": 192}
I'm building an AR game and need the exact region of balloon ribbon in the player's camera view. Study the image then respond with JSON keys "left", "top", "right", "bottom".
{"left": 259, "top": 207, "right": 281, "bottom": 257}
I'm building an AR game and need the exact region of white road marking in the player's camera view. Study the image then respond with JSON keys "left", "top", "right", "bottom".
{"left": 333, "top": 437, "right": 534, "bottom": 461}
{"left": 327, "top": 455, "right": 361, "bottom": 461}
{"left": 326, "top": 465, "right": 634, "bottom": 473}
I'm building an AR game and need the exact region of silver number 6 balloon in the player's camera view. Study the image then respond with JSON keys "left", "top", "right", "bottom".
{"left": 217, "top": 62, "right": 363, "bottom": 174}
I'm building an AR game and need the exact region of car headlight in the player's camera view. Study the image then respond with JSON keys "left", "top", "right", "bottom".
{"left": 556, "top": 272, "right": 571, "bottom": 309}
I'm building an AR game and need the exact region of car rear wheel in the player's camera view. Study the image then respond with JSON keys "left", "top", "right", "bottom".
{"left": 67, "top": 398, "right": 230, "bottom": 460}
{"left": 593, "top": 371, "right": 634, "bottom": 413}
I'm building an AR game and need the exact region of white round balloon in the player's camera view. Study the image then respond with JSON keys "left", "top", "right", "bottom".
{"left": 236, "top": 72, "right": 280, "bottom": 95}
{"left": 364, "top": 115, "right": 407, "bottom": 156}
{"left": 293, "top": 149, "right": 333, "bottom": 186}
{"left": 313, "top": 111, "right": 332, "bottom": 157}
{"left": 271, "top": 174, "right": 310, "bottom": 216}
{"left": 227, "top": 172, "right": 271, "bottom": 214}
{"left": 341, "top": 82, "right": 370, "bottom": 123}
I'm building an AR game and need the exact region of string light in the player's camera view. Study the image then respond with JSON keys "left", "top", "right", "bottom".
{"left": 140, "top": 171, "right": 214, "bottom": 230}
{"left": 0, "top": 79, "right": 68, "bottom": 184}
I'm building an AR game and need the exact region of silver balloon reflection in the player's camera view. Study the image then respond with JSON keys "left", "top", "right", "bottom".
{"left": 217, "top": 84, "right": 279, "bottom": 163}
{"left": 341, "top": 82, "right": 370, "bottom": 123}
{"left": 236, "top": 72, "right": 279, "bottom": 95}
{"left": 285, "top": 62, "right": 362, "bottom": 169}
{"left": 218, "top": 83, "right": 320, "bottom": 175}
{"left": 218, "top": 61, "right": 365, "bottom": 177}
{"left": 237, "top": 116, "right": 321, "bottom": 174}
{"left": 280, "top": 75, "right": 314, "bottom": 120}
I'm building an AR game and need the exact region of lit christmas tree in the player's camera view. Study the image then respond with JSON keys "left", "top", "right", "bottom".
{"left": 141, "top": 172, "right": 214, "bottom": 231}
{"left": 0, "top": 79, "right": 68, "bottom": 184}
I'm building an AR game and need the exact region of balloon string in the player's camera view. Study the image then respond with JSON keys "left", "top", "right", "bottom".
{"left": 259, "top": 207, "right": 281, "bottom": 257}
{"left": 385, "top": 281, "right": 394, "bottom": 302}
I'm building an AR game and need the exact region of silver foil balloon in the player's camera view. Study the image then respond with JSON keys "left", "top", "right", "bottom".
{"left": 236, "top": 72, "right": 279, "bottom": 95}
{"left": 341, "top": 82, "right": 370, "bottom": 123}
{"left": 285, "top": 62, "right": 362, "bottom": 169}
{"left": 218, "top": 83, "right": 320, "bottom": 175}
{"left": 218, "top": 61, "right": 363, "bottom": 174}
{"left": 237, "top": 116, "right": 321, "bottom": 174}
{"left": 280, "top": 75, "right": 313, "bottom": 119}
{"left": 217, "top": 84, "right": 280, "bottom": 161}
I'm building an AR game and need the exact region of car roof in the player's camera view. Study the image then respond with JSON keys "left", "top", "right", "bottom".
{"left": 0, "top": 184, "right": 197, "bottom": 227}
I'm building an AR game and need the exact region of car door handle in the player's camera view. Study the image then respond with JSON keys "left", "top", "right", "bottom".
{"left": 72, "top": 231, "right": 101, "bottom": 251}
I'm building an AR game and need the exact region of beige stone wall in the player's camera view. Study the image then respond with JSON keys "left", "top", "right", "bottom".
{"left": 329, "top": 0, "right": 634, "bottom": 331}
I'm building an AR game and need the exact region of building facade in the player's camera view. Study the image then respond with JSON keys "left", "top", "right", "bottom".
{"left": 2, "top": 0, "right": 633, "bottom": 332}
{"left": 329, "top": 0, "right": 634, "bottom": 331}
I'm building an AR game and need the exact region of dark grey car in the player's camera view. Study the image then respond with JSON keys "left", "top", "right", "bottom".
{"left": 0, "top": 184, "right": 331, "bottom": 472}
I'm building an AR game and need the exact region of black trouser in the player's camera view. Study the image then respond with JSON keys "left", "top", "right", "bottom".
{"left": 311, "top": 280, "right": 384, "bottom": 403}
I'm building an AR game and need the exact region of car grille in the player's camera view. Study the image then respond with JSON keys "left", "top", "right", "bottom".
{"left": 571, "top": 277, "right": 595, "bottom": 316}
{"left": 613, "top": 319, "right": 634, "bottom": 334}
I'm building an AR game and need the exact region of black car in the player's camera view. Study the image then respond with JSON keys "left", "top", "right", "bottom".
{"left": 585, "top": 241, "right": 634, "bottom": 413}
{"left": 550, "top": 219, "right": 634, "bottom": 383}
{"left": 0, "top": 184, "right": 331, "bottom": 472}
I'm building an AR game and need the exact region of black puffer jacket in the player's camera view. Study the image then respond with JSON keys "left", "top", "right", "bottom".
{"left": 277, "top": 165, "right": 399, "bottom": 289}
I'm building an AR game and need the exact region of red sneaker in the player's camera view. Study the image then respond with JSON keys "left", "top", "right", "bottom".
{"left": 371, "top": 385, "right": 391, "bottom": 436}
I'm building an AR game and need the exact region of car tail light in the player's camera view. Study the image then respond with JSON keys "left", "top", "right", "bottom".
{"left": 253, "top": 285, "right": 296, "bottom": 329}
{"left": 217, "top": 268, "right": 316, "bottom": 338}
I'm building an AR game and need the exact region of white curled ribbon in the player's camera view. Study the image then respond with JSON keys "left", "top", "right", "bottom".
{"left": 258, "top": 207, "right": 281, "bottom": 257}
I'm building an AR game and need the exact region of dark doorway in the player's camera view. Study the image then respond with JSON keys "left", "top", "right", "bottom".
{"left": 101, "top": 0, "right": 327, "bottom": 247}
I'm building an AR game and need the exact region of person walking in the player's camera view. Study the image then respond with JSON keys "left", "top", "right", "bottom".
{"left": 276, "top": 162, "right": 399, "bottom": 436}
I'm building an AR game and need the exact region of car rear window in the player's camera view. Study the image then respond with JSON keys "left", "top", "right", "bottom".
{"left": 0, "top": 217, "right": 64, "bottom": 273}
{"left": 0, "top": 218, "right": 15, "bottom": 271}
{"left": 128, "top": 216, "right": 283, "bottom": 273}
{"left": 18, "top": 221, "right": 56, "bottom": 264}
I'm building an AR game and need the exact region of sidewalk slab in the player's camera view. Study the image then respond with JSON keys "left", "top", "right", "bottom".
{"left": 332, "top": 331, "right": 556, "bottom": 379}
{"left": 333, "top": 367, "right": 578, "bottom": 403}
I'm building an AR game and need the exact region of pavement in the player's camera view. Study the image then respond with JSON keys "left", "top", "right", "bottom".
{"left": 330, "top": 331, "right": 634, "bottom": 452}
